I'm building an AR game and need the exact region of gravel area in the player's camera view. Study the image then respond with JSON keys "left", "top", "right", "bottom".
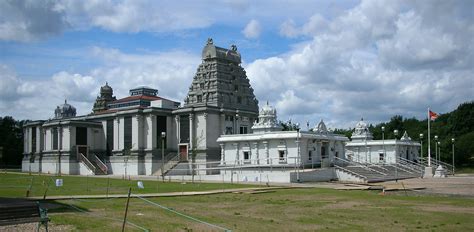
{"left": 0, "top": 222, "right": 74, "bottom": 232}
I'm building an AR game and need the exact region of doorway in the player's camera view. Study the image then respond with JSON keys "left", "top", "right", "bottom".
{"left": 179, "top": 144, "right": 188, "bottom": 161}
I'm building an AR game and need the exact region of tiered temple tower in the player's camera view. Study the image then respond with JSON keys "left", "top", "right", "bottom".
{"left": 173, "top": 38, "right": 259, "bottom": 169}
{"left": 92, "top": 82, "right": 116, "bottom": 113}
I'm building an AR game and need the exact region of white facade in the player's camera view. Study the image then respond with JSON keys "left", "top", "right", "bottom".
{"left": 217, "top": 103, "right": 349, "bottom": 172}
{"left": 345, "top": 119, "right": 421, "bottom": 164}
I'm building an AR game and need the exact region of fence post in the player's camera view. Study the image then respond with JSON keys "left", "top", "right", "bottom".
{"left": 106, "top": 177, "right": 110, "bottom": 198}
{"left": 122, "top": 188, "right": 132, "bottom": 232}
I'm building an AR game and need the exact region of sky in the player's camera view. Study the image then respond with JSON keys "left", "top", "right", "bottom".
{"left": 0, "top": 0, "right": 473, "bottom": 129}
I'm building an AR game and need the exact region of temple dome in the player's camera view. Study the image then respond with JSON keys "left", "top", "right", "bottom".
{"left": 55, "top": 100, "right": 76, "bottom": 119}
{"left": 251, "top": 101, "right": 282, "bottom": 133}
{"left": 313, "top": 119, "right": 328, "bottom": 134}
{"left": 100, "top": 82, "right": 113, "bottom": 94}
{"left": 351, "top": 118, "right": 373, "bottom": 141}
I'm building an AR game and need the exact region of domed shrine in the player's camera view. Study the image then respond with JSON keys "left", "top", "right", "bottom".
{"left": 54, "top": 100, "right": 77, "bottom": 119}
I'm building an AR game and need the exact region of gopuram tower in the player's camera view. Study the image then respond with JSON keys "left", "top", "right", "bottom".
{"left": 173, "top": 38, "right": 259, "bottom": 170}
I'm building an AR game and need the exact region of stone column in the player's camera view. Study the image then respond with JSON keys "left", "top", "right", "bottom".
{"left": 253, "top": 142, "right": 259, "bottom": 164}
{"left": 220, "top": 143, "right": 225, "bottom": 165}
{"left": 175, "top": 115, "right": 180, "bottom": 147}
{"left": 233, "top": 143, "right": 239, "bottom": 165}
{"left": 146, "top": 115, "right": 155, "bottom": 150}
{"left": 189, "top": 113, "right": 194, "bottom": 149}
{"left": 133, "top": 115, "right": 142, "bottom": 150}
{"left": 114, "top": 118, "right": 120, "bottom": 151}
{"left": 263, "top": 141, "right": 269, "bottom": 164}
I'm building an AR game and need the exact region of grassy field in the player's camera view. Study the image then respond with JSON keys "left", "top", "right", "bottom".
{"left": 49, "top": 188, "right": 474, "bottom": 231}
{"left": 1, "top": 172, "right": 474, "bottom": 231}
{"left": 0, "top": 172, "right": 256, "bottom": 198}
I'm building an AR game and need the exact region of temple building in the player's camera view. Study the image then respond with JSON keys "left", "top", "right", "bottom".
{"left": 345, "top": 118, "right": 421, "bottom": 164}
{"left": 216, "top": 102, "right": 349, "bottom": 182}
{"left": 21, "top": 39, "right": 260, "bottom": 176}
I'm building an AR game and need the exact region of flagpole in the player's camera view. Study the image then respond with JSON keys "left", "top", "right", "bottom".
{"left": 427, "top": 107, "right": 431, "bottom": 167}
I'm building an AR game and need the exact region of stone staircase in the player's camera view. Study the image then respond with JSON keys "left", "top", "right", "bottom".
{"left": 335, "top": 164, "right": 422, "bottom": 183}
{"left": 153, "top": 153, "right": 181, "bottom": 176}
{"left": 77, "top": 153, "right": 108, "bottom": 175}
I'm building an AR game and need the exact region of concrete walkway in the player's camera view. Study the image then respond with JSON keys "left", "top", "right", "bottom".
{"left": 27, "top": 186, "right": 307, "bottom": 200}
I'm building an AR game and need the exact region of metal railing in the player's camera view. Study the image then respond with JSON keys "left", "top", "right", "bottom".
{"left": 78, "top": 153, "right": 96, "bottom": 173}
{"left": 157, "top": 153, "right": 180, "bottom": 176}
{"left": 334, "top": 157, "right": 387, "bottom": 176}
{"left": 419, "top": 157, "right": 454, "bottom": 175}
{"left": 91, "top": 154, "right": 108, "bottom": 174}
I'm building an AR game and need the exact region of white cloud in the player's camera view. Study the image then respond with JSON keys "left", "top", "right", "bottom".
{"left": 242, "top": 19, "right": 262, "bottom": 39}
{"left": 280, "top": 14, "right": 328, "bottom": 38}
{"left": 248, "top": 0, "right": 474, "bottom": 128}
{"left": 0, "top": 0, "right": 68, "bottom": 42}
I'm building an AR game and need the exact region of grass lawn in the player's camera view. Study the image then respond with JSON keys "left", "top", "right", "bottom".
{"left": 2, "top": 172, "right": 474, "bottom": 231}
{"left": 49, "top": 188, "right": 474, "bottom": 231}
{"left": 0, "top": 172, "right": 256, "bottom": 198}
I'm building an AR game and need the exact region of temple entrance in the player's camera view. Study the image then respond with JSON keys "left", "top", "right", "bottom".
{"left": 76, "top": 145, "right": 88, "bottom": 158}
{"left": 179, "top": 144, "right": 188, "bottom": 161}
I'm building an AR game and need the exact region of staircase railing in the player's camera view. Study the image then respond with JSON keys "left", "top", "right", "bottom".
{"left": 91, "top": 154, "right": 108, "bottom": 174}
{"left": 420, "top": 157, "right": 454, "bottom": 175}
{"left": 155, "top": 153, "right": 180, "bottom": 176}
{"left": 334, "top": 164, "right": 367, "bottom": 180}
{"left": 334, "top": 157, "right": 387, "bottom": 176}
{"left": 398, "top": 157, "right": 423, "bottom": 173}
{"left": 78, "top": 153, "right": 96, "bottom": 173}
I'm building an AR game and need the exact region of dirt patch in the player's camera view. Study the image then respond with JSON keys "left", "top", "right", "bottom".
{"left": 415, "top": 205, "right": 474, "bottom": 214}
{"left": 323, "top": 201, "right": 367, "bottom": 209}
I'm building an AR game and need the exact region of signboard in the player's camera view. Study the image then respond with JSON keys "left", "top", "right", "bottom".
{"left": 55, "top": 179, "right": 63, "bottom": 187}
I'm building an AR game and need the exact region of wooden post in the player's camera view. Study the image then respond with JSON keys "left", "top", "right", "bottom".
{"left": 106, "top": 177, "right": 110, "bottom": 198}
{"left": 122, "top": 188, "right": 132, "bottom": 232}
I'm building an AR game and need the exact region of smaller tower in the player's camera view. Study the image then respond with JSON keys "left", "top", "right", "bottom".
{"left": 93, "top": 82, "right": 116, "bottom": 113}
{"left": 351, "top": 118, "right": 373, "bottom": 141}
{"left": 55, "top": 100, "right": 77, "bottom": 119}
{"left": 251, "top": 102, "right": 282, "bottom": 133}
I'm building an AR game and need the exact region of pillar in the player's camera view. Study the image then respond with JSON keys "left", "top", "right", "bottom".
{"left": 189, "top": 113, "right": 194, "bottom": 149}
{"left": 220, "top": 143, "right": 225, "bottom": 165}
{"left": 175, "top": 115, "right": 180, "bottom": 147}
{"left": 263, "top": 141, "right": 269, "bottom": 164}
{"left": 253, "top": 142, "right": 259, "bottom": 164}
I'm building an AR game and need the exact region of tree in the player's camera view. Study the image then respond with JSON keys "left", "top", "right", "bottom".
{"left": 0, "top": 116, "right": 26, "bottom": 167}
{"left": 279, "top": 120, "right": 300, "bottom": 131}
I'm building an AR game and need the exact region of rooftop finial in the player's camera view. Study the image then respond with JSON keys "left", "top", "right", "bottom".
{"left": 266, "top": 100, "right": 269, "bottom": 105}
{"left": 207, "top": 37, "right": 213, "bottom": 45}
{"left": 65, "top": 99, "right": 67, "bottom": 104}
{"left": 231, "top": 44, "right": 237, "bottom": 51}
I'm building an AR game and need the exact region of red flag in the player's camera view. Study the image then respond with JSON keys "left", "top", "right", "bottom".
{"left": 429, "top": 110, "right": 438, "bottom": 120}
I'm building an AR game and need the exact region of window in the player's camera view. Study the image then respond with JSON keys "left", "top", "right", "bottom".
{"left": 237, "top": 96, "right": 242, "bottom": 104}
{"left": 379, "top": 153, "right": 384, "bottom": 162}
{"left": 279, "top": 150, "right": 286, "bottom": 162}
{"left": 31, "top": 127, "right": 36, "bottom": 153}
{"left": 308, "top": 151, "right": 312, "bottom": 161}
{"left": 156, "top": 116, "right": 167, "bottom": 149}
{"left": 180, "top": 115, "right": 190, "bottom": 143}
{"left": 239, "top": 126, "right": 248, "bottom": 134}
{"left": 225, "top": 127, "right": 233, "bottom": 135}
{"left": 243, "top": 151, "right": 250, "bottom": 163}
{"left": 76, "top": 127, "right": 87, "bottom": 146}
{"left": 52, "top": 127, "right": 58, "bottom": 150}
{"left": 234, "top": 85, "right": 238, "bottom": 91}
{"left": 106, "top": 120, "right": 114, "bottom": 155}
{"left": 124, "top": 117, "right": 132, "bottom": 149}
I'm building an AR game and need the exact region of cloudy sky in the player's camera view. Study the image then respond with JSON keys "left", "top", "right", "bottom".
{"left": 1, "top": 0, "right": 473, "bottom": 129}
